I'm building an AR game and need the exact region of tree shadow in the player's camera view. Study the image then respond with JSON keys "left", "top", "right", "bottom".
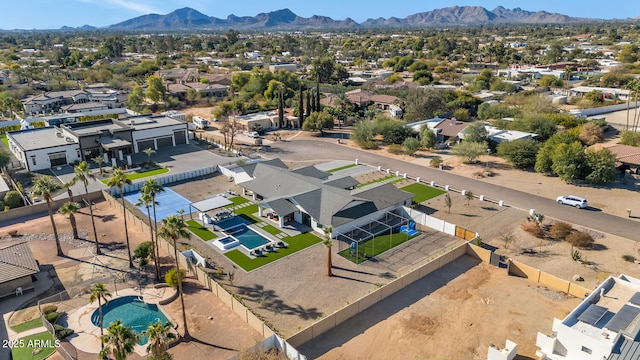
{"left": 480, "top": 206, "right": 499, "bottom": 211}
{"left": 591, "top": 243, "right": 609, "bottom": 251}
{"left": 232, "top": 284, "right": 322, "bottom": 320}
{"left": 185, "top": 336, "right": 237, "bottom": 351}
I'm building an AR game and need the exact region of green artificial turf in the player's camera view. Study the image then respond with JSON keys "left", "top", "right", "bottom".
{"left": 10, "top": 318, "right": 44, "bottom": 333}
{"left": 338, "top": 231, "right": 418, "bottom": 264}
{"left": 326, "top": 163, "right": 357, "bottom": 173}
{"left": 228, "top": 196, "right": 250, "bottom": 206}
{"left": 0, "top": 133, "right": 8, "bottom": 148}
{"left": 225, "top": 232, "right": 323, "bottom": 271}
{"left": 186, "top": 219, "right": 217, "bottom": 241}
{"left": 10, "top": 331, "right": 57, "bottom": 360}
{"left": 400, "top": 183, "right": 446, "bottom": 203}
{"left": 102, "top": 167, "right": 169, "bottom": 184}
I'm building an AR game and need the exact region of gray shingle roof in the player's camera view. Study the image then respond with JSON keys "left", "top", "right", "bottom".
{"left": 324, "top": 176, "right": 360, "bottom": 189}
{"left": 290, "top": 165, "right": 330, "bottom": 180}
{"left": 0, "top": 242, "right": 39, "bottom": 284}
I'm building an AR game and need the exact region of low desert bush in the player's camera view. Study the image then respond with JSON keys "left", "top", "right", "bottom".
{"left": 521, "top": 222, "right": 544, "bottom": 238}
{"left": 387, "top": 144, "right": 405, "bottom": 155}
{"left": 550, "top": 222, "right": 573, "bottom": 240}
{"left": 566, "top": 231, "right": 595, "bottom": 249}
{"left": 622, "top": 255, "right": 636, "bottom": 262}
{"left": 429, "top": 157, "right": 443, "bottom": 168}
{"left": 41, "top": 305, "right": 58, "bottom": 314}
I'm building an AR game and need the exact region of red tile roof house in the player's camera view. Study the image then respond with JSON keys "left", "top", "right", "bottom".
{"left": 433, "top": 118, "right": 470, "bottom": 143}
{"left": 590, "top": 143, "right": 640, "bottom": 172}
{"left": 0, "top": 242, "right": 39, "bottom": 299}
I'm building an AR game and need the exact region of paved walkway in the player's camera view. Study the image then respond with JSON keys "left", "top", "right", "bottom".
{"left": 0, "top": 271, "right": 54, "bottom": 360}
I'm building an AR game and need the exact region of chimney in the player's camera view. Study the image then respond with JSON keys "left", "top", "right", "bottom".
{"left": 600, "top": 288, "right": 605, "bottom": 298}
{"left": 451, "top": 117, "right": 457, "bottom": 125}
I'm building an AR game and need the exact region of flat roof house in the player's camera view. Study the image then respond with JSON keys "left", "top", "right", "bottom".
{"left": 237, "top": 160, "right": 413, "bottom": 236}
{"left": 536, "top": 274, "right": 640, "bottom": 360}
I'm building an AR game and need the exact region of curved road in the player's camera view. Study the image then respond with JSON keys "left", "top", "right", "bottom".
{"left": 265, "top": 139, "right": 638, "bottom": 240}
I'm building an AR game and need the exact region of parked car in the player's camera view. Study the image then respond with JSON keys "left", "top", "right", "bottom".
{"left": 247, "top": 131, "right": 260, "bottom": 138}
{"left": 556, "top": 195, "right": 588, "bottom": 209}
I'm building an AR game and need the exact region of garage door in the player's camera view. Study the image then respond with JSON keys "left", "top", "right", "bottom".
{"left": 136, "top": 139, "right": 154, "bottom": 152}
{"left": 156, "top": 136, "right": 173, "bottom": 148}
{"left": 174, "top": 130, "right": 186, "bottom": 144}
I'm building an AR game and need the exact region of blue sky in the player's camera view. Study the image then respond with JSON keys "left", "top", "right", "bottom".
{"left": 2, "top": 0, "right": 639, "bottom": 30}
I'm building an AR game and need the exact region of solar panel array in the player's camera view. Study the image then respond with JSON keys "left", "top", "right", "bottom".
{"left": 606, "top": 305, "right": 640, "bottom": 333}
{"left": 578, "top": 304, "right": 609, "bottom": 326}
{"left": 630, "top": 292, "right": 640, "bottom": 306}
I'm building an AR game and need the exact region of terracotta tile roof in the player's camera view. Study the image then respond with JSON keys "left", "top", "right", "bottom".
{"left": 434, "top": 119, "right": 470, "bottom": 138}
{"left": 0, "top": 242, "right": 39, "bottom": 284}
{"left": 591, "top": 143, "right": 640, "bottom": 166}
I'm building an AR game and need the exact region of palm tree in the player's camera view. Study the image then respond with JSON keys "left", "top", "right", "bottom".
{"left": 89, "top": 283, "right": 112, "bottom": 351}
{"left": 58, "top": 201, "right": 80, "bottom": 239}
{"left": 142, "top": 321, "right": 176, "bottom": 358}
{"left": 106, "top": 169, "right": 133, "bottom": 268}
{"left": 323, "top": 226, "right": 334, "bottom": 277}
{"left": 143, "top": 148, "right": 156, "bottom": 165}
{"left": 70, "top": 161, "right": 100, "bottom": 255}
{"left": 99, "top": 320, "right": 138, "bottom": 360}
{"left": 32, "top": 176, "right": 63, "bottom": 256}
{"left": 142, "top": 179, "right": 164, "bottom": 271}
{"left": 92, "top": 155, "right": 106, "bottom": 177}
{"left": 464, "top": 191, "right": 474, "bottom": 207}
{"left": 158, "top": 215, "right": 191, "bottom": 340}
{"left": 136, "top": 192, "right": 160, "bottom": 280}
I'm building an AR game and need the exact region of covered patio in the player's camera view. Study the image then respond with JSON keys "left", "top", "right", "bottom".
{"left": 257, "top": 198, "right": 298, "bottom": 228}
{"left": 189, "top": 195, "right": 233, "bottom": 226}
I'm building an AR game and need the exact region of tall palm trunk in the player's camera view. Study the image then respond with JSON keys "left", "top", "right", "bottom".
{"left": 120, "top": 188, "right": 133, "bottom": 268}
{"left": 83, "top": 183, "right": 100, "bottom": 255}
{"left": 327, "top": 246, "right": 332, "bottom": 277}
{"left": 146, "top": 205, "right": 160, "bottom": 280}
{"left": 173, "top": 237, "right": 190, "bottom": 340}
{"left": 152, "top": 203, "right": 160, "bottom": 275}
{"left": 69, "top": 213, "right": 78, "bottom": 239}
{"left": 98, "top": 297, "right": 104, "bottom": 350}
{"left": 48, "top": 201, "right": 63, "bottom": 256}
{"left": 626, "top": 96, "right": 630, "bottom": 131}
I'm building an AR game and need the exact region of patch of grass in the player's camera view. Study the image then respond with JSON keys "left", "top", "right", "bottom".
{"left": 225, "top": 232, "right": 323, "bottom": 271}
{"left": 186, "top": 219, "right": 217, "bottom": 241}
{"left": 11, "top": 331, "right": 57, "bottom": 360}
{"left": 232, "top": 204, "right": 259, "bottom": 218}
{"left": 400, "top": 183, "right": 446, "bottom": 203}
{"left": 357, "top": 175, "right": 401, "bottom": 188}
{"left": 228, "top": 196, "right": 249, "bottom": 206}
{"left": 326, "top": 163, "right": 357, "bottom": 173}
{"left": 11, "top": 318, "right": 43, "bottom": 333}
{"left": 0, "top": 133, "right": 8, "bottom": 148}
{"left": 261, "top": 224, "right": 283, "bottom": 236}
{"left": 101, "top": 167, "right": 169, "bottom": 184}
{"left": 338, "top": 231, "right": 419, "bottom": 264}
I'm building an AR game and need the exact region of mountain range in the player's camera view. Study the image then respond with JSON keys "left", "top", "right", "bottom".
{"left": 104, "top": 6, "right": 597, "bottom": 31}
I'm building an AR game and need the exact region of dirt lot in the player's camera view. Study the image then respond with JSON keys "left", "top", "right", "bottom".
{"left": 300, "top": 255, "right": 582, "bottom": 360}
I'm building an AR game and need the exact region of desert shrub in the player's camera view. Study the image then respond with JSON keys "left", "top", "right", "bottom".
{"left": 44, "top": 311, "right": 59, "bottom": 324}
{"left": 521, "top": 222, "right": 544, "bottom": 238}
{"left": 3, "top": 190, "right": 23, "bottom": 209}
{"left": 623, "top": 255, "right": 636, "bottom": 262}
{"left": 53, "top": 324, "right": 75, "bottom": 339}
{"left": 566, "top": 231, "right": 594, "bottom": 248}
{"left": 550, "top": 222, "right": 573, "bottom": 240}
{"left": 42, "top": 305, "right": 58, "bottom": 314}
{"left": 387, "top": 144, "right": 405, "bottom": 155}
{"left": 429, "top": 157, "right": 443, "bottom": 168}
{"left": 165, "top": 267, "right": 187, "bottom": 288}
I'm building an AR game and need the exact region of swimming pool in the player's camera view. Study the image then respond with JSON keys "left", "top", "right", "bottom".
{"left": 216, "top": 215, "right": 250, "bottom": 230}
{"left": 226, "top": 224, "right": 269, "bottom": 250}
{"left": 91, "top": 296, "right": 170, "bottom": 345}
{"left": 124, "top": 187, "right": 192, "bottom": 221}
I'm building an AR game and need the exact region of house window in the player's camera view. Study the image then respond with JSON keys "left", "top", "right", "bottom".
{"left": 581, "top": 346, "right": 592, "bottom": 354}
{"left": 30, "top": 156, "right": 36, "bottom": 166}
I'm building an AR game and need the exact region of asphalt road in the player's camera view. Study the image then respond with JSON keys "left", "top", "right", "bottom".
{"left": 266, "top": 139, "right": 638, "bottom": 241}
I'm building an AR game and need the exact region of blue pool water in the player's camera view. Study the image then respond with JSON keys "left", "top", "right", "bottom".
{"left": 91, "top": 296, "right": 170, "bottom": 345}
{"left": 217, "top": 216, "right": 250, "bottom": 230}
{"left": 227, "top": 224, "right": 269, "bottom": 249}
{"left": 123, "top": 187, "right": 192, "bottom": 221}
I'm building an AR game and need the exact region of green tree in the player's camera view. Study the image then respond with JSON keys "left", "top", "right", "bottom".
{"left": 419, "top": 126, "right": 436, "bottom": 149}
{"left": 451, "top": 141, "right": 488, "bottom": 164}
{"left": 32, "top": 176, "right": 63, "bottom": 256}
{"left": 127, "top": 85, "right": 144, "bottom": 109}
{"left": 585, "top": 148, "right": 617, "bottom": 184}
{"left": 0, "top": 149, "right": 10, "bottom": 168}
{"left": 462, "top": 121, "right": 488, "bottom": 143}
{"left": 551, "top": 142, "right": 587, "bottom": 182}
{"left": 92, "top": 156, "right": 106, "bottom": 177}
{"left": 106, "top": 169, "right": 134, "bottom": 268}
{"left": 143, "top": 147, "right": 156, "bottom": 164}
{"left": 302, "top": 111, "right": 334, "bottom": 134}
{"left": 351, "top": 120, "right": 377, "bottom": 149}
{"left": 146, "top": 75, "right": 166, "bottom": 104}
{"left": 403, "top": 137, "right": 420, "bottom": 156}
{"left": 412, "top": 70, "right": 433, "bottom": 85}
{"left": 496, "top": 139, "right": 541, "bottom": 169}
{"left": 158, "top": 215, "right": 191, "bottom": 340}
{"left": 99, "top": 320, "right": 138, "bottom": 360}
{"left": 141, "top": 179, "right": 164, "bottom": 280}
{"left": 464, "top": 191, "right": 474, "bottom": 206}
{"left": 323, "top": 226, "right": 333, "bottom": 277}
{"left": 403, "top": 89, "right": 446, "bottom": 122}
{"left": 89, "top": 283, "right": 112, "bottom": 351}
{"left": 535, "top": 132, "right": 579, "bottom": 174}
{"left": 620, "top": 130, "right": 640, "bottom": 146}
{"left": 585, "top": 90, "right": 604, "bottom": 104}
{"left": 58, "top": 202, "right": 80, "bottom": 239}
{"left": 539, "top": 75, "right": 563, "bottom": 88}
{"left": 618, "top": 44, "right": 639, "bottom": 63}
{"left": 142, "top": 321, "right": 176, "bottom": 358}
{"left": 69, "top": 161, "right": 100, "bottom": 254}
{"left": 452, "top": 108, "right": 470, "bottom": 121}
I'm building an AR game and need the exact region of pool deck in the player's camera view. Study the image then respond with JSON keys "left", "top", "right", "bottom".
{"left": 66, "top": 287, "right": 175, "bottom": 356}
